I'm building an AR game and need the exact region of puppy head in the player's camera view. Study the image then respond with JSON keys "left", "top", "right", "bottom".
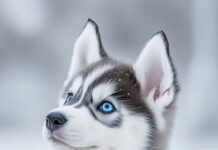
{"left": 42, "top": 19, "right": 179, "bottom": 150}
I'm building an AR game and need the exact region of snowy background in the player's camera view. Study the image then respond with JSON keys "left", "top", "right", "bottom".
{"left": 0, "top": 0, "right": 217, "bottom": 150}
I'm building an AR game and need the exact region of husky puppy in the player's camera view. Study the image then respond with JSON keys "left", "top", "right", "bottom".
{"left": 42, "top": 19, "right": 179, "bottom": 150}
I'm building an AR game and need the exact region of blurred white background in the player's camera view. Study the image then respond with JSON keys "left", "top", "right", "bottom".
{"left": 0, "top": 0, "right": 217, "bottom": 150}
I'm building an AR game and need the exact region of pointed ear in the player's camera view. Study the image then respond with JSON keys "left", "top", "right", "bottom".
{"left": 133, "top": 31, "right": 178, "bottom": 111}
{"left": 68, "top": 19, "right": 107, "bottom": 78}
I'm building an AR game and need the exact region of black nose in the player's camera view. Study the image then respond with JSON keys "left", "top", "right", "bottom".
{"left": 46, "top": 112, "right": 67, "bottom": 131}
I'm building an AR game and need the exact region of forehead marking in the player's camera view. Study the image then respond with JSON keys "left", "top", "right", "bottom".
{"left": 70, "top": 76, "right": 83, "bottom": 93}
{"left": 75, "top": 64, "right": 115, "bottom": 106}
{"left": 92, "top": 82, "right": 116, "bottom": 103}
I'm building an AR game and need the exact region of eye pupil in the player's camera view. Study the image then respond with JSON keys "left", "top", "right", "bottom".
{"left": 67, "top": 96, "right": 72, "bottom": 102}
{"left": 66, "top": 93, "right": 74, "bottom": 104}
{"left": 99, "top": 101, "right": 115, "bottom": 114}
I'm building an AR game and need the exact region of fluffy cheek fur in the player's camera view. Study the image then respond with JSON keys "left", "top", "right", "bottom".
{"left": 43, "top": 106, "right": 150, "bottom": 150}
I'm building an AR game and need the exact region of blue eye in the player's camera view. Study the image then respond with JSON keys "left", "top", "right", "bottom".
{"left": 98, "top": 101, "right": 115, "bottom": 114}
{"left": 66, "top": 93, "right": 74, "bottom": 104}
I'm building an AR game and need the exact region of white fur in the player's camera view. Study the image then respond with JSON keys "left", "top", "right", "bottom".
{"left": 133, "top": 33, "right": 174, "bottom": 130}
{"left": 146, "top": 87, "right": 175, "bottom": 130}
{"left": 70, "top": 76, "right": 83, "bottom": 94}
{"left": 92, "top": 82, "right": 115, "bottom": 103}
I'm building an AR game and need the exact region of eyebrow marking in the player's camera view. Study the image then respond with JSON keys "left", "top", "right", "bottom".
{"left": 70, "top": 76, "right": 83, "bottom": 94}
{"left": 92, "top": 82, "right": 116, "bottom": 104}
{"left": 73, "top": 86, "right": 83, "bottom": 103}
{"left": 74, "top": 64, "right": 115, "bottom": 106}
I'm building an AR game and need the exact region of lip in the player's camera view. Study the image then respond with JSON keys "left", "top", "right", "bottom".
{"left": 48, "top": 136, "right": 98, "bottom": 150}
{"left": 48, "top": 136, "right": 67, "bottom": 146}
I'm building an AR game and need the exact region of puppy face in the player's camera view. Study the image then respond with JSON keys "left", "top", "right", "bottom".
{"left": 42, "top": 19, "right": 178, "bottom": 150}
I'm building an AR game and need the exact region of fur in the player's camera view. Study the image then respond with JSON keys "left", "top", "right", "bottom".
{"left": 42, "top": 19, "right": 179, "bottom": 150}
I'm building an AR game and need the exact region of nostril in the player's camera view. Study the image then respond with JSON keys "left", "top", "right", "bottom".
{"left": 53, "top": 119, "right": 62, "bottom": 125}
{"left": 46, "top": 118, "right": 49, "bottom": 125}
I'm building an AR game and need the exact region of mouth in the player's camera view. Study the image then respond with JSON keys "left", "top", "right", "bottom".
{"left": 49, "top": 136, "right": 98, "bottom": 150}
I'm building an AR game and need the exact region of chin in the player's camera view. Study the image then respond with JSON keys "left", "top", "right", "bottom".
{"left": 47, "top": 138, "right": 73, "bottom": 150}
{"left": 46, "top": 137, "right": 98, "bottom": 150}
